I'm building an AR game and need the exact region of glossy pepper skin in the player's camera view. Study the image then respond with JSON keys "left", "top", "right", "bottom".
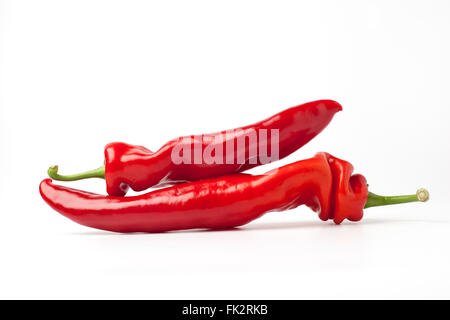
{"left": 104, "top": 100, "right": 342, "bottom": 196}
{"left": 39, "top": 152, "right": 367, "bottom": 233}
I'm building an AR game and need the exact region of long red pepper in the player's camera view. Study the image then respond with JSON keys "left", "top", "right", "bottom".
{"left": 39, "top": 152, "right": 429, "bottom": 233}
{"left": 47, "top": 100, "right": 342, "bottom": 196}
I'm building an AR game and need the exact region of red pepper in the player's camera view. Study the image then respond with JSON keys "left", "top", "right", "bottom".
{"left": 47, "top": 100, "right": 342, "bottom": 196}
{"left": 39, "top": 152, "right": 429, "bottom": 233}
{"left": 323, "top": 153, "right": 368, "bottom": 224}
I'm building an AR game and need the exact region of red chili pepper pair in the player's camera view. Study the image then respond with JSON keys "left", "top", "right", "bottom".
{"left": 40, "top": 100, "right": 429, "bottom": 233}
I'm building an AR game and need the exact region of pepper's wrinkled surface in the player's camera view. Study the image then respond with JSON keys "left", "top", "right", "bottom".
{"left": 105, "top": 100, "right": 342, "bottom": 196}
{"left": 321, "top": 153, "right": 368, "bottom": 223}
{"left": 39, "top": 152, "right": 368, "bottom": 233}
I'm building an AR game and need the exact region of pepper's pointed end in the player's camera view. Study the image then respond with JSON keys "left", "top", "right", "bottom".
{"left": 323, "top": 99, "right": 343, "bottom": 112}
{"left": 416, "top": 188, "right": 430, "bottom": 202}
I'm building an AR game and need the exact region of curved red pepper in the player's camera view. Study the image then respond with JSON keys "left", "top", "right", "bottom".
{"left": 49, "top": 100, "right": 342, "bottom": 196}
{"left": 40, "top": 153, "right": 371, "bottom": 233}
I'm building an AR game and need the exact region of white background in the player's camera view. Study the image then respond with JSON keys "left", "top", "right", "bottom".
{"left": 1, "top": 0, "right": 450, "bottom": 299}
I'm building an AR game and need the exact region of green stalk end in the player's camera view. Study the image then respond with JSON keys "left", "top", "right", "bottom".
{"left": 364, "top": 188, "right": 430, "bottom": 209}
{"left": 416, "top": 188, "right": 430, "bottom": 202}
{"left": 47, "top": 164, "right": 105, "bottom": 181}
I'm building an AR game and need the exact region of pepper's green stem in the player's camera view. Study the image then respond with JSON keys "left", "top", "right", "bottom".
{"left": 365, "top": 188, "right": 429, "bottom": 208}
{"left": 47, "top": 165, "right": 105, "bottom": 181}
